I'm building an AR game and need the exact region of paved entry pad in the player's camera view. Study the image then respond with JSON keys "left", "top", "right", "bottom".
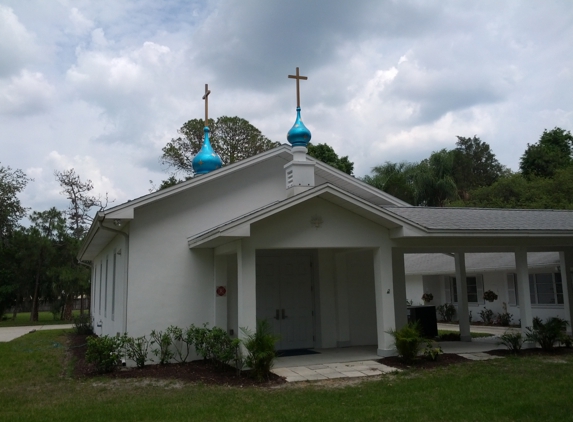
{"left": 272, "top": 360, "right": 399, "bottom": 382}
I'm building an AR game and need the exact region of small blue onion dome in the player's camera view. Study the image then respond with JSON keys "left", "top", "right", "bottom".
{"left": 192, "top": 126, "right": 223, "bottom": 175}
{"left": 287, "top": 106, "right": 312, "bottom": 147}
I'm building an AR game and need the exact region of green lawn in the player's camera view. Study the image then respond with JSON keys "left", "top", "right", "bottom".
{"left": 0, "top": 310, "right": 81, "bottom": 327}
{"left": 1, "top": 329, "right": 573, "bottom": 421}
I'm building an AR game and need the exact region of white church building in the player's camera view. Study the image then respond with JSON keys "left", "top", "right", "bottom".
{"left": 79, "top": 76, "right": 573, "bottom": 355}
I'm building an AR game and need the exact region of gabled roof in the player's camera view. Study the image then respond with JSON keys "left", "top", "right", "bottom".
{"left": 187, "top": 183, "right": 407, "bottom": 248}
{"left": 78, "top": 145, "right": 407, "bottom": 260}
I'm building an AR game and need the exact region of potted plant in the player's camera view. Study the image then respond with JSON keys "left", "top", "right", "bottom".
{"left": 421, "top": 292, "right": 434, "bottom": 304}
{"left": 483, "top": 290, "right": 498, "bottom": 302}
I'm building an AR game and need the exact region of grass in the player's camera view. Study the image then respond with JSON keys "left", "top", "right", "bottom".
{"left": 1, "top": 329, "right": 573, "bottom": 421}
{"left": 437, "top": 330, "right": 494, "bottom": 339}
{"left": 0, "top": 310, "right": 81, "bottom": 327}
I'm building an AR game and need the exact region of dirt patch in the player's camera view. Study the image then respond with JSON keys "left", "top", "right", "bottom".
{"left": 378, "top": 353, "right": 472, "bottom": 371}
{"left": 67, "top": 334, "right": 286, "bottom": 388}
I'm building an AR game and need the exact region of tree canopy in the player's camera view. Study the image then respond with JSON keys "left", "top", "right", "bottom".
{"left": 161, "top": 116, "right": 279, "bottom": 176}
{"left": 307, "top": 143, "right": 354, "bottom": 175}
{"left": 520, "top": 127, "right": 573, "bottom": 179}
{"left": 0, "top": 164, "right": 30, "bottom": 243}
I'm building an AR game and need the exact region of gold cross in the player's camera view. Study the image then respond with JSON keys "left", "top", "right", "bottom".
{"left": 202, "top": 83, "right": 211, "bottom": 126}
{"left": 288, "top": 67, "right": 308, "bottom": 108}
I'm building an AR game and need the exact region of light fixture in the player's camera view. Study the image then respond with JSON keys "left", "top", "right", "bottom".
{"left": 310, "top": 215, "right": 323, "bottom": 229}
{"left": 113, "top": 219, "right": 122, "bottom": 227}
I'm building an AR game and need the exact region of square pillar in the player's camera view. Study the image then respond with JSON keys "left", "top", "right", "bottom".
{"left": 334, "top": 251, "right": 351, "bottom": 347}
{"left": 374, "top": 245, "right": 405, "bottom": 356}
{"left": 515, "top": 247, "right": 533, "bottom": 336}
{"left": 560, "top": 249, "right": 573, "bottom": 335}
{"left": 455, "top": 253, "right": 471, "bottom": 342}
{"left": 237, "top": 241, "right": 257, "bottom": 339}
{"left": 214, "top": 255, "right": 228, "bottom": 330}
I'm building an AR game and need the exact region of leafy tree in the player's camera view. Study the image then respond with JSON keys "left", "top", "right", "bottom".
{"left": 452, "top": 136, "right": 505, "bottom": 199}
{"left": 362, "top": 162, "right": 418, "bottom": 204}
{"left": 55, "top": 169, "right": 108, "bottom": 239}
{"left": 161, "top": 116, "right": 279, "bottom": 175}
{"left": 0, "top": 163, "right": 30, "bottom": 243}
{"left": 453, "top": 167, "right": 573, "bottom": 209}
{"left": 415, "top": 150, "right": 459, "bottom": 207}
{"left": 307, "top": 143, "right": 354, "bottom": 175}
{"left": 520, "top": 127, "right": 573, "bottom": 179}
{"left": 22, "top": 208, "right": 67, "bottom": 321}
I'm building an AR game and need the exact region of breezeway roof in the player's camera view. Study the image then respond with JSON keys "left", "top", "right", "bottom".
{"left": 386, "top": 207, "right": 573, "bottom": 232}
{"left": 405, "top": 252, "right": 561, "bottom": 276}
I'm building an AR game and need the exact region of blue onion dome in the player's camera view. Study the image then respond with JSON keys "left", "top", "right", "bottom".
{"left": 192, "top": 126, "right": 223, "bottom": 175}
{"left": 287, "top": 106, "right": 312, "bottom": 147}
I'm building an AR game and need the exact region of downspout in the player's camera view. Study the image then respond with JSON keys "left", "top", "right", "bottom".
{"left": 98, "top": 221, "right": 130, "bottom": 335}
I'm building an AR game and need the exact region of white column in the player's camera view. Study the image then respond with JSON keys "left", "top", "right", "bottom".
{"left": 515, "top": 247, "right": 533, "bottom": 337}
{"left": 374, "top": 244, "right": 397, "bottom": 356}
{"left": 392, "top": 249, "right": 408, "bottom": 330}
{"left": 214, "top": 255, "right": 228, "bottom": 331}
{"left": 334, "top": 251, "right": 351, "bottom": 347}
{"left": 560, "top": 249, "right": 573, "bottom": 335}
{"left": 237, "top": 241, "right": 257, "bottom": 339}
{"left": 455, "top": 253, "right": 471, "bottom": 342}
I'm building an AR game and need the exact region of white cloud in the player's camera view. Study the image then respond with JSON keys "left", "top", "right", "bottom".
{"left": 68, "top": 7, "right": 94, "bottom": 36}
{"left": 0, "top": 5, "right": 37, "bottom": 77}
{"left": 0, "top": 70, "right": 55, "bottom": 115}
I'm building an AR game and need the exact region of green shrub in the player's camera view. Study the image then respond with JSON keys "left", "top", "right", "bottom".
{"left": 72, "top": 313, "right": 93, "bottom": 335}
{"left": 241, "top": 319, "right": 279, "bottom": 381}
{"left": 150, "top": 329, "right": 174, "bottom": 365}
{"left": 121, "top": 334, "right": 152, "bottom": 368}
{"left": 498, "top": 331, "right": 523, "bottom": 353}
{"left": 424, "top": 341, "right": 443, "bottom": 361}
{"left": 208, "top": 326, "right": 242, "bottom": 369}
{"left": 525, "top": 316, "right": 569, "bottom": 352}
{"left": 166, "top": 325, "right": 191, "bottom": 363}
{"left": 479, "top": 307, "right": 494, "bottom": 325}
{"left": 436, "top": 303, "right": 456, "bottom": 322}
{"left": 85, "top": 335, "right": 122, "bottom": 373}
{"left": 495, "top": 312, "right": 513, "bottom": 327}
{"left": 388, "top": 321, "right": 424, "bottom": 363}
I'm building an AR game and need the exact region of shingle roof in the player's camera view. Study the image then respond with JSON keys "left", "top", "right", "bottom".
{"left": 405, "top": 252, "right": 560, "bottom": 275}
{"left": 385, "top": 207, "right": 573, "bottom": 231}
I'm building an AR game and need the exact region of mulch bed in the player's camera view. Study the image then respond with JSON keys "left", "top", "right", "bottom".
{"left": 67, "top": 334, "right": 285, "bottom": 387}
{"left": 378, "top": 353, "right": 469, "bottom": 371}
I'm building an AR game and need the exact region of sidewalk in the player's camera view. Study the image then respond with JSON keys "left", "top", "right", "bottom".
{"left": 0, "top": 324, "right": 74, "bottom": 342}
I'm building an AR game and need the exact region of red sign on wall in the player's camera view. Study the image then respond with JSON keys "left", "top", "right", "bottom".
{"left": 216, "top": 286, "right": 227, "bottom": 297}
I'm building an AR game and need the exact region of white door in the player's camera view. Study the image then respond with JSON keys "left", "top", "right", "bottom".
{"left": 256, "top": 253, "right": 314, "bottom": 350}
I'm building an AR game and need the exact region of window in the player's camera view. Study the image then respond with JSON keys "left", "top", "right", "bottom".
{"left": 507, "top": 273, "right": 519, "bottom": 306}
{"left": 104, "top": 255, "right": 109, "bottom": 317}
{"left": 446, "top": 276, "right": 484, "bottom": 304}
{"left": 98, "top": 261, "right": 102, "bottom": 315}
{"left": 529, "top": 273, "right": 563, "bottom": 305}
{"left": 112, "top": 250, "right": 116, "bottom": 321}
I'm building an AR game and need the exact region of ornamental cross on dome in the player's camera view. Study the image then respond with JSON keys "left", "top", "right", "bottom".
{"left": 288, "top": 67, "right": 308, "bottom": 108}
{"left": 202, "top": 83, "right": 211, "bottom": 126}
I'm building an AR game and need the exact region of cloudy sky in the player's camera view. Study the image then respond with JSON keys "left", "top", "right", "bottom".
{"left": 1, "top": 0, "right": 572, "bottom": 214}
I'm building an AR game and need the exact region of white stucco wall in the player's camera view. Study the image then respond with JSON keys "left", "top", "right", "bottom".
{"left": 405, "top": 275, "right": 424, "bottom": 306}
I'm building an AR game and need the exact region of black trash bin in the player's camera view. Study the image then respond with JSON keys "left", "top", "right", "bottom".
{"left": 407, "top": 305, "right": 438, "bottom": 338}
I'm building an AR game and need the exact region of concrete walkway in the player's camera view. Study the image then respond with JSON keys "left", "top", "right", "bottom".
{"left": 0, "top": 324, "right": 73, "bottom": 342}
{"left": 272, "top": 325, "right": 513, "bottom": 382}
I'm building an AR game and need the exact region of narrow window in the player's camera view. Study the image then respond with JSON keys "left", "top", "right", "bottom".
{"left": 466, "top": 277, "right": 478, "bottom": 303}
{"left": 112, "top": 250, "right": 117, "bottom": 321}
{"left": 507, "top": 273, "right": 518, "bottom": 306}
{"left": 99, "top": 261, "right": 102, "bottom": 315}
{"left": 104, "top": 255, "right": 109, "bottom": 317}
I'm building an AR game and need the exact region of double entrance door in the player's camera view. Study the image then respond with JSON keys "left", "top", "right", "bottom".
{"left": 256, "top": 253, "right": 314, "bottom": 351}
